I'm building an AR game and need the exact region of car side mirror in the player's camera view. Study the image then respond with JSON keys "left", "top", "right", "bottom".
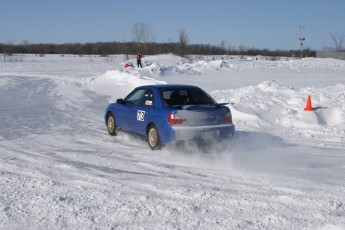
{"left": 116, "top": 98, "right": 125, "bottom": 104}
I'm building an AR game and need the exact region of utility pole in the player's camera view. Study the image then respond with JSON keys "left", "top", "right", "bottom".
{"left": 298, "top": 26, "right": 306, "bottom": 58}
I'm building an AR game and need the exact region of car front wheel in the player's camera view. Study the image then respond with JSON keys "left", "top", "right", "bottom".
{"left": 147, "top": 124, "right": 160, "bottom": 150}
{"left": 107, "top": 113, "right": 117, "bottom": 136}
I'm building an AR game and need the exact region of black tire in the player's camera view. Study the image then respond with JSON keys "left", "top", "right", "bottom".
{"left": 107, "top": 113, "right": 117, "bottom": 136}
{"left": 147, "top": 124, "right": 161, "bottom": 150}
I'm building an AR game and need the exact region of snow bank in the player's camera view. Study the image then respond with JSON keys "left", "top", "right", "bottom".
{"left": 212, "top": 80, "right": 345, "bottom": 142}
{"left": 87, "top": 70, "right": 166, "bottom": 101}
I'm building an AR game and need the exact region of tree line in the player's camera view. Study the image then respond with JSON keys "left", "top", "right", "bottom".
{"left": 1, "top": 22, "right": 342, "bottom": 59}
{"left": 0, "top": 41, "right": 315, "bottom": 58}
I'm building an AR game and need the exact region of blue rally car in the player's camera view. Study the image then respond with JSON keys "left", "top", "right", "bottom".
{"left": 105, "top": 84, "right": 235, "bottom": 150}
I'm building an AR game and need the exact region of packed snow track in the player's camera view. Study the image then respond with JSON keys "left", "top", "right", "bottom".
{"left": 0, "top": 54, "right": 344, "bottom": 229}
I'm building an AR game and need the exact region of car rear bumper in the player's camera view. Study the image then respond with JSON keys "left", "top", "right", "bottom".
{"left": 171, "top": 123, "right": 235, "bottom": 141}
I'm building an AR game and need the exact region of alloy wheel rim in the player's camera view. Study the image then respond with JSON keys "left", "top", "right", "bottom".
{"left": 108, "top": 117, "right": 114, "bottom": 132}
{"left": 149, "top": 129, "right": 157, "bottom": 147}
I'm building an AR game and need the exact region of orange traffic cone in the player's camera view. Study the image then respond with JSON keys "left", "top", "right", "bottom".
{"left": 304, "top": 95, "right": 314, "bottom": 111}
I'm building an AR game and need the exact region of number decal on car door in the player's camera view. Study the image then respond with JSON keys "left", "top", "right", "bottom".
{"left": 137, "top": 110, "right": 145, "bottom": 121}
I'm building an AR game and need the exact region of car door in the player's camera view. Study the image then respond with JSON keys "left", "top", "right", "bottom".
{"left": 131, "top": 89, "right": 155, "bottom": 135}
{"left": 117, "top": 88, "right": 145, "bottom": 131}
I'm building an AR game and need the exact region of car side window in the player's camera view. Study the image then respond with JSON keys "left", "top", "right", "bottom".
{"left": 161, "top": 91, "right": 172, "bottom": 107}
{"left": 139, "top": 89, "right": 154, "bottom": 106}
{"left": 125, "top": 89, "right": 145, "bottom": 105}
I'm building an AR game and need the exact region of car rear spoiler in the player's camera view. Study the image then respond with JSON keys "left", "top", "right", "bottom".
{"left": 173, "top": 102, "right": 229, "bottom": 110}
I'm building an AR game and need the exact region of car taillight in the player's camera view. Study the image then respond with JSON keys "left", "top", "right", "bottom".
{"left": 224, "top": 112, "right": 232, "bottom": 123}
{"left": 168, "top": 113, "right": 185, "bottom": 125}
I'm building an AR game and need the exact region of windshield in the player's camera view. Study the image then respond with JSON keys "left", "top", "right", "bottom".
{"left": 161, "top": 87, "right": 216, "bottom": 107}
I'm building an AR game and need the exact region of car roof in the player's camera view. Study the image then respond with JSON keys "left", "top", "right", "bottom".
{"left": 136, "top": 84, "right": 199, "bottom": 90}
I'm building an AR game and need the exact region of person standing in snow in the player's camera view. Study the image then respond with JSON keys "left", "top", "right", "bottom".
{"left": 136, "top": 52, "right": 143, "bottom": 68}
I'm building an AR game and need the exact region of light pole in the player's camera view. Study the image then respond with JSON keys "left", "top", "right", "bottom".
{"left": 298, "top": 26, "right": 306, "bottom": 58}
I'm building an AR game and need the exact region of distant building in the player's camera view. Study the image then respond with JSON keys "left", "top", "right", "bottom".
{"left": 316, "top": 52, "right": 345, "bottom": 60}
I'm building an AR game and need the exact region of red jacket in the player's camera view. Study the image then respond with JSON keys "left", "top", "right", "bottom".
{"left": 136, "top": 53, "right": 142, "bottom": 61}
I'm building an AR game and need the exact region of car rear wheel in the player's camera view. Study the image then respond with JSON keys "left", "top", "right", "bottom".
{"left": 147, "top": 124, "right": 160, "bottom": 150}
{"left": 107, "top": 113, "right": 117, "bottom": 136}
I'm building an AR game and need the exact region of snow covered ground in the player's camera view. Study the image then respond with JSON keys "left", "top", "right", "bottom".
{"left": 0, "top": 54, "right": 345, "bottom": 229}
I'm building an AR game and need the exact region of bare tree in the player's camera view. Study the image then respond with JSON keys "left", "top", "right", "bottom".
{"left": 132, "top": 22, "right": 153, "bottom": 53}
{"left": 330, "top": 34, "right": 345, "bottom": 52}
{"left": 178, "top": 29, "right": 189, "bottom": 57}
{"left": 220, "top": 40, "right": 230, "bottom": 55}
{"left": 220, "top": 40, "right": 225, "bottom": 50}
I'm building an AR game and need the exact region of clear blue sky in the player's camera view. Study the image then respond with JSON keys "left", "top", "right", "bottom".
{"left": 1, "top": 0, "right": 344, "bottom": 50}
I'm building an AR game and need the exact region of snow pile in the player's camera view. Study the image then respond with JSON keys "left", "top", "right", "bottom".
{"left": 88, "top": 70, "right": 166, "bottom": 101}
{"left": 212, "top": 81, "right": 345, "bottom": 142}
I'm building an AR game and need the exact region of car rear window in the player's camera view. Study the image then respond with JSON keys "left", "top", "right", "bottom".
{"left": 161, "top": 88, "right": 216, "bottom": 107}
